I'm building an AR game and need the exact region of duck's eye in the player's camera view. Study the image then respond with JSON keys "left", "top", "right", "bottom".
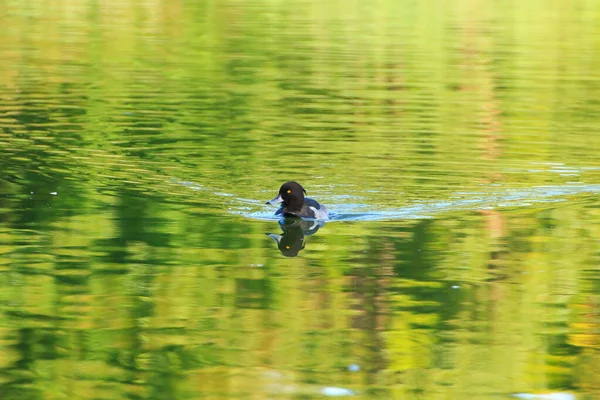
{"left": 286, "top": 189, "right": 291, "bottom": 194}
{"left": 285, "top": 245, "right": 290, "bottom": 249}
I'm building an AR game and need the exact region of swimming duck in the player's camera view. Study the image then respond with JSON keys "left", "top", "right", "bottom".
{"left": 266, "top": 181, "right": 329, "bottom": 219}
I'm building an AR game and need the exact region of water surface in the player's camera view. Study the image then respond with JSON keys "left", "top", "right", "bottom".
{"left": 1, "top": 1, "right": 600, "bottom": 399}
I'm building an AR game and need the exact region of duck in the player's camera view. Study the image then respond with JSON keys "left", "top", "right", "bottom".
{"left": 266, "top": 181, "right": 329, "bottom": 219}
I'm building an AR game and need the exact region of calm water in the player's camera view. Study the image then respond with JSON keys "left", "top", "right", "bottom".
{"left": 1, "top": 1, "right": 600, "bottom": 399}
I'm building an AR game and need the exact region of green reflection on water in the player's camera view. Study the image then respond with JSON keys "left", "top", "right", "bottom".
{"left": 1, "top": 0, "right": 600, "bottom": 399}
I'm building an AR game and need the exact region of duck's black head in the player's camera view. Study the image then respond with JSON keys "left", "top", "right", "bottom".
{"left": 266, "top": 181, "right": 306, "bottom": 211}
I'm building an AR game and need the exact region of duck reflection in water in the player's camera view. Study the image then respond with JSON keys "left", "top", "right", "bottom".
{"left": 266, "top": 218, "right": 325, "bottom": 257}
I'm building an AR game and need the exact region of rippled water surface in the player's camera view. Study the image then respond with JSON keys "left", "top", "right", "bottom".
{"left": 1, "top": 1, "right": 600, "bottom": 399}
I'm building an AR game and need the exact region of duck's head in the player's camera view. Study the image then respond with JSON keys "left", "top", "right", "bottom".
{"left": 266, "top": 181, "right": 306, "bottom": 210}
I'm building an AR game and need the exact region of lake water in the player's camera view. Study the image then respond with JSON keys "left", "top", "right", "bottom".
{"left": 1, "top": 1, "right": 599, "bottom": 399}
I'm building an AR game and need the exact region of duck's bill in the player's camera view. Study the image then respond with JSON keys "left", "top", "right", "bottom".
{"left": 266, "top": 233, "right": 283, "bottom": 244}
{"left": 266, "top": 194, "right": 283, "bottom": 205}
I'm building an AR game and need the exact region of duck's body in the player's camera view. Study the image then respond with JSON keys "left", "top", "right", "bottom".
{"left": 275, "top": 196, "right": 328, "bottom": 219}
{"left": 266, "top": 181, "right": 329, "bottom": 219}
